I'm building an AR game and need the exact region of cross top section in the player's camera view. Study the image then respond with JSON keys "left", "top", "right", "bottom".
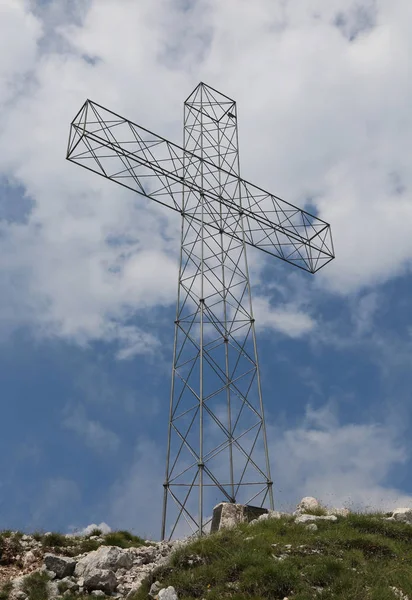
{"left": 67, "top": 88, "right": 334, "bottom": 274}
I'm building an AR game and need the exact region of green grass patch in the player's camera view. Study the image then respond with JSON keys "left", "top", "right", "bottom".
{"left": 0, "top": 532, "right": 13, "bottom": 539}
{"left": 86, "top": 528, "right": 103, "bottom": 537}
{"left": 60, "top": 596, "right": 109, "bottom": 600}
{"left": 77, "top": 538, "right": 101, "bottom": 554}
{"left": 302, "top": 505, "right": 329, "bottom": 516}
{"left": 0, "top": 582, "right": 12, "bottom": 600}
{"left": 0, "top": 533, "right": 22, "bottom": 565}
{"left": 57, "top": 580, "right": 70, "bottom": 594}
{"left": 131, "top": 512, "right": 412, "bottom": 600}
{"left": 22, "top": 571, "right": 49, "bottom": 600}
{"left": 41, "top": 532, "right": 69, "bottom": 548}
{"left": 102, "top": 530, "right": 146, "bottom": 549}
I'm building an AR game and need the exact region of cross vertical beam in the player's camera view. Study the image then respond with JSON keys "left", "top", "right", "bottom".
{"left": 161, "top": 84, "right": 274, "bottom": 539}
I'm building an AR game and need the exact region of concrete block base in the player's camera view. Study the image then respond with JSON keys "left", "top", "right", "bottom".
{"left": 210, "top": 502, "right": 268, "bottom": 533}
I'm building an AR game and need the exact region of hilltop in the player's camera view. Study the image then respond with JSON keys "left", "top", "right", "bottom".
{"left": 1, "top": 498, "right": 412, "bottom": 600}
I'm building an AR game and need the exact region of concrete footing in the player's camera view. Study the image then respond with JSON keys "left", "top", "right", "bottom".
{"left": 210, "top": 502, "right": 268, "bottom": 533}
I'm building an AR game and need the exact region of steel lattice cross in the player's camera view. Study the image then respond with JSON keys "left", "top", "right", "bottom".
{"left": 66, "top": 82, "right": 334, "bottom": 539}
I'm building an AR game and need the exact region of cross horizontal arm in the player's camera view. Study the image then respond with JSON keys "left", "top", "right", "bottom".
{"left": 67, "top": 100, "right": 334, "bottom": 273}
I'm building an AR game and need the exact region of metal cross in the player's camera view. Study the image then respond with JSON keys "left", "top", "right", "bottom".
{"left": 66, "top": 82, "right": 334, "bottom": 539}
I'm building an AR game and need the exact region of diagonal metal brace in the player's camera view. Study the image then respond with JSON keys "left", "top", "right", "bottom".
{"left": 67, "top": 100, "right": 334, "bottom": 273}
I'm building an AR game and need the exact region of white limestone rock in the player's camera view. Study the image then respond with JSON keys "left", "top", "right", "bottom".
{"left": 83, "top": 568, "right": 117, "bottom": 594}
{"left": 22, "top": 551, "right": 36, "bottom": 568}
{"left": 295, "top": 514, "right": 338, "bottom": 524}
{"left": 11, "top": 593, "right": 27, "bottom": 600}
{"left": 257, "top": 510, "right": 284, "bottom": 522}
{"left": 392, "top": 508, "right": 412, "bottom": 524}
{"left": 9, "top": 575, "right": 28, "bottom": 600}
{"left": 59, "top": 577, "right": 78, "bottom": 591}
{"left": 295, "top": 497, "right": 322, "bottom": 514}
{"left": 149, "top": 580, "right": 162, "bottom": 597}
{"left": 46, "top": 580, "right": 60, "bottom": 599}
{"left": 158, "top": 587, "right": 179, "bottom": 600}
{"left": 326, "top": 508, "right": 350, "bottom": 517}
{"left": 391, "top": 586, "right": 410, "bottom": 600}
{"left": 75, "top": 545, "right": 133, "bottom": 577}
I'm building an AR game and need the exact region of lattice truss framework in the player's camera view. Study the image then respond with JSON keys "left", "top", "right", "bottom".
{"left": 66, "top": 83, "right": 335, "bottom": 539}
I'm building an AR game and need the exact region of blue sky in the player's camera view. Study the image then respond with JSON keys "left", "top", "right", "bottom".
{"left": 0, "top": 0, "right": 411, "bottom": 539}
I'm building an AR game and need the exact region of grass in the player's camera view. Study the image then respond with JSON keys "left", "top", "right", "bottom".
{"left": 130, "top": 512, "right": 412, "bottom": 600}
{"left": 102, "top": 530, "right": 146, "bottom": 549}
{"left": 62, "top": 596, "right": 111, "bottom": 600}
{"left": 22, "top": 571, "right": 50, "bottom": 600}
{"left": 301, "top": 505, "right": 329, "bottom": 516}
{"left": 72, "top": 538, "right": 101, "bottom": 555}
{"left": 0, "top": 532, "right": 23, "bottom": 566}
{"left": 0, "top": 583, "right": 12, "bottom": 600}
{"left": 2, "top": 515, "right": 409, "bottom": 599}
{"left": 86, "top": 528, "right": 103, "bottom": 537}
{"left": 27, "top": 529, "right": 147, "bottom": 557}
{"left": 41, "top": 532, "right": 69, "bottom": 548}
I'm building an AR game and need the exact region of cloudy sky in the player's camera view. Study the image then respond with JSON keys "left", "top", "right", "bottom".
{"left": 0, "top": 0, "right": 411, "bottom": 540}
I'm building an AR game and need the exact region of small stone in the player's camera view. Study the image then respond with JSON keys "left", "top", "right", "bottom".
{"left": 306, "top": 524, "right": 318, "bottom": 532}
{"left": 295, "top": 514, "right": 337, "bottom": 524}
{"left": 44, "top": 569, "right": 56, "bottom": 579}
{"left": 47, "top": 580, "right": 60, "bottom": 599}
{"left": 158, "top": 587, "right": 179, "bottom": 600}
{"left": 83, "top": 568, "right": 117, "bottom": 594}
{"left": 296, "top": 497, "right": 321, "bottom": 514}
{"left": 392, "top": 508, "right": 412, "bottom": 524}
{"left": 149, "top": 580, "right": 162, "bottom": 598}
{"left": 75, "top": 545, "right": 133, "bottom": 576}
{"left": 60, "top": 578, "right": 78, "bottom": 591}
{"left": 267, "top": 510, "right": 283, "bottom": 519}
{"left": 390, "top": 586, "right": 410, "bottom": 600}
{"left": 327, "top": 508, "right": 350, "bottom": 517}
{"left": 22, "top": 551, "right": 36, "bottom": 568}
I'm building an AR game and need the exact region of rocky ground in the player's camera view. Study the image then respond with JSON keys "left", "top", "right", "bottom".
{"left": 0, "top": 529, "right": 186, "bottom": 599}
{"left": 1, "top": 497, "right": 412, "bottom": 600}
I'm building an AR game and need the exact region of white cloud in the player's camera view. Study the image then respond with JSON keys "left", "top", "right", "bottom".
{"left": 63, "top": 404, "right": 120, "bottom": 454}
{"left": 253, "top": 296, "right": 315, "bottom": 338}
{"left": 0, "top": 0, "right": 42, "bottom": 104}
{"left": 68, "top": 521, "right": 111, "bottom": 537}
{"left": 0, "top": 0, "right": 411, "bottom": 354}
{"left": 107, "top": 438, "right": 165, "bottom": 540}
{"left": 30, "top": 477, "right": 81, "bottom": 529}
{"left": 269, "top": 403, "right": 412, "bottom": 513}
